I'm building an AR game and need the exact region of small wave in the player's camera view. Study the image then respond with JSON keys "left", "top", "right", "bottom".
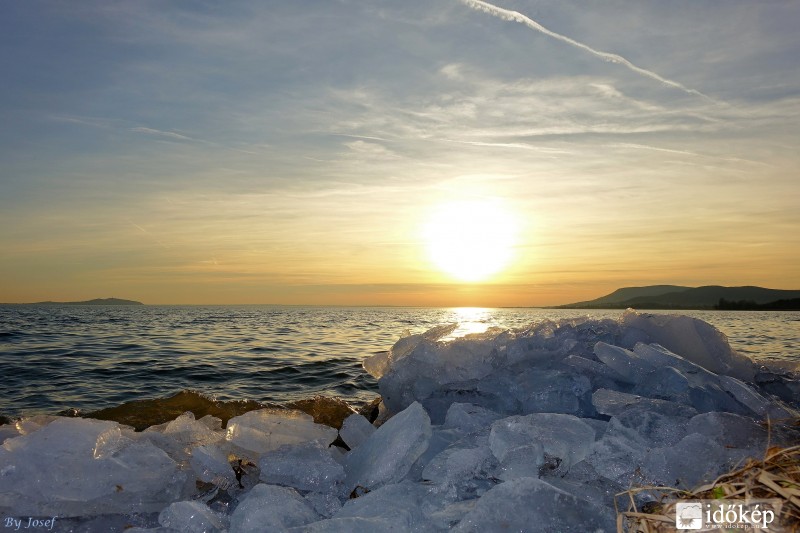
{"left": 85, "top": 390, "right": 273, "bottom": 431}
{"left": 249, "top": 346, "right": 280, "bottom": 353}
{"left": 83, "top": 389, "right": 377, "bottom": 431}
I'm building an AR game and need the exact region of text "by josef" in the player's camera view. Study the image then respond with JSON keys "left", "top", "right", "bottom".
{"left": 3, "top": 517, "right": 57, "bottom": 531}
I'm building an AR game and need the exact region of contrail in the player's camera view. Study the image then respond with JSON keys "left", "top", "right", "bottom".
{"left": 460, "top": 0, "right": 711, "bottom": 99}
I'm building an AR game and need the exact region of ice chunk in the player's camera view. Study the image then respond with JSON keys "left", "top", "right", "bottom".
{"left": 443, "top": 403, "right": 503, "bottom": 434}
{"left": 0, "top": 424, "right": 19, "bottom": 445}
{"left": 289, "top": 516, "right": 408, "bottom": 532}
{"left": 163, "top": 411, "right": 223, "bottom": 447}
{"left": 511, "top": 368, "right": 592, "bottom": 416}
{"left": 718, "top": 375, "right": 798, "bottom": 419}
{"left": 633, "top": 342, "right": 718, "bottom": 380}
{"left": 259, "top": 441, "right": 345, "bottom": 493}
{"left": 158, "top": 500, "right": 227, "bottom": 533}
{"left": 364, "top": 323, "right": 458, "bottom": 379}
{"left": 190, "top": 444, "right": 236, "bottom": 487}
{"left": 621, "top": 310, "right": 755, "bottom": 381}
{"left": 226, "top": 408, "right": 337, "bottom": 458}
{"left": 644, "top": 433, "right": 732, "bottom": 489}
{"left": 229, "top": 484, "right": 318, "bottom": 533}
{"left": 304, "top": 491, "right": 343, "bottom": 519}
{"left": 563, "top": 354, "right": 629, "bottom": 384}
{"left": 632, "top": 366, "right": 731, "bottom": 413}
{"left": 630, "top": 345, "right": 747, "bottom": 413}
{"left": 687, "top": 412, "right": 767, "bottom": 450}
{"left": 339, "top": 414, "right": 375, "bottom": 450}
{"left": 550, "top": 461, "right": 624, "bottom": 509}
{"left": 452, "top": 477, "right": 615, "bottom": 532}
{"left": 344, "top": 402, "right": 431, "bottom": 491}
{"left": 428, "top": 500, "right": 479, "bottom": 531}
{"left": 422, "top": 442, "right": 496, "bottom": 485}
{"left": 592, "top": 388, "right": 698, "bottom": 418}
{"left": 0, "top": 417, "right": 188, "bottom": 516}
{"left": 375, "top": 326, "right": 506, "bottom": 414}
{"left": 489, "top": 413, "right": 595, "bottom": 472}
{"left": 92, "top": 425, "right": 130, "bottom": 459}
{"left": 407, "top": 427, "right": 464, "bottom": 481}
{"left": 585, "top": 435, "right": 647, "bottom": 485}
{"left": 490, "top": 442, "right": 544, "bottom": 481}
{"left": 606, "top": 408, "right": 688, "bottom": 448}
{"left": 594, "top": 341, "right": 655, "bottom": 384}
{"left": 333, "top": 481, "right": 451, "bottom": 531}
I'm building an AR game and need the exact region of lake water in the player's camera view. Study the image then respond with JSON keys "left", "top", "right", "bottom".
{"left": 1, "top": 305, "right": 798, "bottom": 419}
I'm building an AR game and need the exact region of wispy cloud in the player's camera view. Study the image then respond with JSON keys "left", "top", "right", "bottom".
{"left": 130, "top": 126, "right": 196, "bottom": 142}
{"left": 460, "top": 0, "right": 712, "bottom": 100}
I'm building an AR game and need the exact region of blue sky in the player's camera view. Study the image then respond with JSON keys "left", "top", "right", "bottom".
{"left": 1, "top": 0, "right": 798, "bottom": 305}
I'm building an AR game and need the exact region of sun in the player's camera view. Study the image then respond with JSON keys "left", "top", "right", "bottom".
{"left": 423, "top": 199, "right": 517, "bottom": 282}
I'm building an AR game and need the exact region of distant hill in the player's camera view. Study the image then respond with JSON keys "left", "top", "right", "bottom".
{"left": 566, "top": 285, "right": 691, "bottom": 307}
{"left": 27, "top": 298, "right": 144, "bottom": 306}
{"left": 557, "top": 285, "right": 800, "bottom": 310}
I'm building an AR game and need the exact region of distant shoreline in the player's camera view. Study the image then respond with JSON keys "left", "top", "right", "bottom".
{"left": 1, "top": 298, "right": 144, "bottom": 306}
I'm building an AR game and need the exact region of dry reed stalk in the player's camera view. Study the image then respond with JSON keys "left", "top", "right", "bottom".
{"left": 615, "top": 444, "right": 800, "bottom": 532}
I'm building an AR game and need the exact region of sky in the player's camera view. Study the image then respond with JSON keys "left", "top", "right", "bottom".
{"left": 1, "top": 0, "right": 798, "bottom": 306}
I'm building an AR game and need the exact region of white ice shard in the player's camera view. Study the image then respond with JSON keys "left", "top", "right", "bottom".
{"left": 0, "top": 417, "right": 188, "bottom": 516}
{"left": 593, "top": 341, "right": 655, "bottom": 384}
{"left": 190, "top": 444, "right": 236, "bottom": 487}
{"left": 620, "top": 310, "right": 755, "bottom": 381}
{"left": 338, "top": 414, "right": 375, "bottom": 450}
{"left": 718, "top": 375, "right": 798, "bottom": 419}
{"left": 343, "top": 402, "right": 431, "bottom": 491}
{"left": 158, "top": 500, "right": 227, "bottom": 533}
{"left": 259, "top": 441, "right": 345, "bottom": 493}
{"left": 163, "top": 411, "right": 223, "bottom": 447}
{"left": 592, "top": 388, "right": 698, "bottom": 418}
{"left": 489, "top": 413, "right": 595, "bottom": 472}
{"left": 563, "top": 354, "right": 630, "bottom": 384}
{"left": 225, "top": 408, "right": 337, "bottom": 458}
{"left": 229, "top": 484, "right": 318, "bottom": 533}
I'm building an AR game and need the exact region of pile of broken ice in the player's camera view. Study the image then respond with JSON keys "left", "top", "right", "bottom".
{"left": 1, "top": 310, "right": 798, "bottom": 532}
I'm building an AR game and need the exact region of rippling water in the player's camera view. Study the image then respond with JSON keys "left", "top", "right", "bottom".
{"left": 0, "top": 305, "right": 797, "bottom": 419}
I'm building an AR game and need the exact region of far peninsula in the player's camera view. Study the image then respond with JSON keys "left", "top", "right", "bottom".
{"left": 4, "top": 298, "right": 144, "bottom": 306}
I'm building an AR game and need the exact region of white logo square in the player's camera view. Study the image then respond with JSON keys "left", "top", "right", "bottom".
{"left": 675, "top": 502, "right": 703, "bottom": 530}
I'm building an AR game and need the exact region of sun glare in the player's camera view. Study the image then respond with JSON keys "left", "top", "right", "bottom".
{"left": 423, "top": 200, "right": 516, "bottom": 282}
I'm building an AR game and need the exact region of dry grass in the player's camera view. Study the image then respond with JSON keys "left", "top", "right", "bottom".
{"left": 615, "top": 443, "right": 800, "bottom": 532}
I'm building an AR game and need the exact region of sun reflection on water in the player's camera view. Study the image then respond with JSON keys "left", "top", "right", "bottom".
{"left": 441, "top": 307, "right": 503, "bottom": 339}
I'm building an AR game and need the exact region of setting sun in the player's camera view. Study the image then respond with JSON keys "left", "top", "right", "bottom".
{"left": 423, "top": 200, "right": 517, "bottom": 282}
